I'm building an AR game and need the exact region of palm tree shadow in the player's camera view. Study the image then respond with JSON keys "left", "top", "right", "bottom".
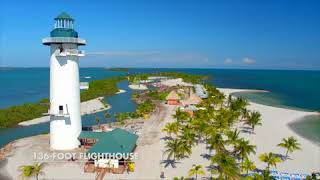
{"left": 253, "top": 168, "right": 264, "bottom": 174}
{"left": 160, "top": 136, "right": 173, "bottom": 141}
{"left": 240, "top": 126, "right": 254, "bottom": 134}
{"left": 205, "top": 164, "right": 218, "bottom": 178}
{"left": 161, "top": 159, "right": 181, "bottom": 168}
{"left": 200, "top": 153, "right": 212, "bottom": 160}
{"left": 274, "top": 153, "right": 291, "bottom": 161}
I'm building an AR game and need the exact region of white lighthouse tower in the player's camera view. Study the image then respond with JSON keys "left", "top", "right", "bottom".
{"left": 42, "top": 12, "right": 86, "bottom": 150}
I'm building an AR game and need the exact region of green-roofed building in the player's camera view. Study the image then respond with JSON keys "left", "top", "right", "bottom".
{"left": 79, "top": 128, "right": 138, "bottom": 155}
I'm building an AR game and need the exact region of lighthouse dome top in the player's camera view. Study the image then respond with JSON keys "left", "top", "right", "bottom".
{"left": 42, "top": 12, "right": 86, "bottom": 46}
{"left": 54, "top": 12, "right": 74, "bottom": 21}
{"left": 51, "top": 12, "right": 78, "bottom": 38}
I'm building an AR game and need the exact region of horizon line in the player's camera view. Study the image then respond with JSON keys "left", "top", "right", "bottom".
{"left": 0, "top": 66, "right": 320, "bottom": 71}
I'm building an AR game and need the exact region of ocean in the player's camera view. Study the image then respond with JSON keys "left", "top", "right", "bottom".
{"left": 0, "top": 68, "right": 319, "bottom": 146}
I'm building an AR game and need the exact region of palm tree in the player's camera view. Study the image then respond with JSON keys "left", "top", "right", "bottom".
{"left": 162, "top": 122, "right": 179, "bottom": 138}
{"left": 173, "top": 109, "right": 190, "bottom": 123}
{"left": 95, "top": 115, "right": 101, "bottom": 128}
{"left": 164, "top": 139, "right": 191, "bottom": 161}
{"left": 176, "top": 140, "right": 192, "bottom": 159}
{"left": 207, "top": 132, "right": 225, "bottom": 154}
{"left": 235, "top": 138, "right": 256, "bottom": 163}
{"left": 173, "top": 176, "right": 186, "bottom": 180}
{"left": 211, "top": 151, "right": 240, "bottom": 179}
{"left": 259, "top": 152, "right": 282, "bottom": 170}
{"left": 33, "top": 163, "right": 45, "bottom": 180}
{"left": 241, "top": 108, "right": 250, "bottom": 121}
{"left": 188, "top": 164, "right": 205, "bottom": 180}
{"left": 189, "top": 118, "right": 208, "bottom": 140}
{"left": 19, "top": 163, "right": 45, "bottom": 180}
{"left": 226, "top": 129, "right": 241, "bottom": 147}
{"left": 240, "top": 157, "right": 256, "bottom": 174}
{"left": 246, "top": 111, "right": 262, "bottom": 132}
{"left": 104, "top": 112, "right": 111, "bottom": 118}
{"left": 230, "top": 97, "right": 248, "bottom": 112}
{"left": 213, "top": 111, "right": 229, "bottom": 133}
{"left": 277, "top": 136, "right": 301, "bottom": 159}
{"left": 179, "top": 126, "right": 196, "bottom": 147}
{"left": 164, "top": 139, "right": 180, "bottom": 160}
{"left": 19, "top": 165, "right": 33, "bottom": 180}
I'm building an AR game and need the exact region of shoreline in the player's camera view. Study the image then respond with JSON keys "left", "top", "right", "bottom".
{"left": 1, "top": 87, "right": 319, "bottom": 178}
{"left": 218, "top": 88, "right": 320, "bottom": 144}
{"left": 217, "top": 88, "right": 320, "bottom": 173}
{"left": 129, "top": 84, "right": 148, "bottom": 90}
{"left": 18, "top": 97, "right": 111, "bottom": 126}
{"left": 116, "top": 89, "right": 126, "bottom": 94}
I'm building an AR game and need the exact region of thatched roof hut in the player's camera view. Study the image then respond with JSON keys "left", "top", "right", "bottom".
{"left": 166, "top": 90, "right": 181, "bottom": 100}
{"left": 166, "top": 90, "right": 181, "bottom": 105}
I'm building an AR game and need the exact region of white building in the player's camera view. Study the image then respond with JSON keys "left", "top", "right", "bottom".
{"left": 42, "top": 12, "right": 86, "bottom": 150}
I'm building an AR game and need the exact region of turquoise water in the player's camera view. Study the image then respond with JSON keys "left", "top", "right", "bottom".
{"left": 0, "top": 68, "right": 125, "bottom": 108}
{"left": 0, "top": 81, "right": 136, "bottom": 147}
{"left": 129, "top": 68, "right": 320, "bottom": 111}
{"left": 231, "top": 91, "right": 307, "bottom": 111}
{"left": 289, "top": 115, "right": 320, "bottom": 145}
{"left": 0, "top": 68, "right": 319, "bottom": 147}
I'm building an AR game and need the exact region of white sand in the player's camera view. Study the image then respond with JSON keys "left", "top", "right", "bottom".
{"left": 3, "top": 88, "right": 320, "bottom": 179}
{"left": 129, "top": 84, "right": 148, "bottom": 90}
{"left": 1, "top": 104, "right": 174, "bottom": 180}
{"left": 160, "top": 78, "right": 193, "bottom": 87}
{"left": 218, "top": 88, "right": 320, "bottom": 173}
{"left": 18, "top": 97, "right": 110, "bottom": 126}
{"left": 116, "top": 89, "right": 126, "bottom": 94}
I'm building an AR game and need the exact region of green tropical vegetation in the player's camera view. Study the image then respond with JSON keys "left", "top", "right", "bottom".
{"left": 95, "top": 115, "right": 101, "bottom": 128}
{"left": 277, "top": 136, "right": 301, "bottom": 159}
{"left": 159, "top": 75, "right": 303, "bottom": 179}
{"left": 128, "top": 72, "right": 208, "bottom": 84}
{"left": 0, "top": 76, "right": 125, "bottom": 128}
{"left": 259, "top": 152, "right": 282, "bottom": 170}
{"left": 80, "top": 76, "right": 125, "bottom": 101}
{"left": 240, "top": 157, "right": 256, "bottom": 174}
{"left": 245, "top": 111, "right": 262, "bottom": 132}
{"left": 107, "top": 67, "right": 129, "bottom": 72}
{"left": 0, "top": 100, "right": 49, "bottom": 128}
{"left": 18, "top": 163, "right": 45, "bottom": 180}
{"left": 188, "top": 164, "right": 205, "bottom": 180}
{"left": 161, "top": 83, "right": 258, "bottom": 179}
{"left": 146, "top": 90, "right": 170, "bottom": 101}
{"left": 211, "top": 151, "right": 240, "bottom": 179}
{"left": 115, "top": 100, "right": 155, "bottom": 123}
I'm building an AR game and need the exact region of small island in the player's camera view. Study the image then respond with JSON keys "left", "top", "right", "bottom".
{"left": 106, "top": 67, "right": 129, "bottom": 72}
{"left": 1, "top": 72, "right": 318, "bottom": 180}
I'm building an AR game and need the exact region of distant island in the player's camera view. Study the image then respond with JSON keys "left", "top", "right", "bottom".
{"left": 106, "top": 67, "right": 129, "bottom": 72}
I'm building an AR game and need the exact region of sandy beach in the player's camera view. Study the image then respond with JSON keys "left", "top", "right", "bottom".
{"left": 129, "top": 84, "right": 148, "bottom": 90}
{"left": 116, "top": 89, "right": 126, "bottom": 94}
{"left": 18, "top": 97, "right": 110, "bottom": 126}
{"left": 218, "top": 88, "right": 320, "bottom": 173}
{"left": 2, "top": 88, "right": 320, "bottom": 179}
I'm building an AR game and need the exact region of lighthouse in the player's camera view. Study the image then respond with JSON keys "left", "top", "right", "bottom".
{"left": 42, "top": 12, "right": 86, "bottom": 150}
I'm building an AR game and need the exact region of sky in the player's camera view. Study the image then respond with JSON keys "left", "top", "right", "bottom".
{"left": 1, "top": 0, "right": 320, "bottom": 70}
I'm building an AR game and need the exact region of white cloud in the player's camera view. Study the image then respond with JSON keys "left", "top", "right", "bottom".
{"left": 242, "top": 57, "right": 255, "bottom": 64}
{"left": 224, "top": 58, "right": 233, "bottom": 64}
